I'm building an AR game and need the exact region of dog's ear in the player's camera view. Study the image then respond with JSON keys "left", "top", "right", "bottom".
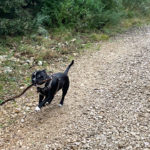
{"left": 42, "top": 69, "right": 48, "bottom": 75}
{"left": 32, "top": 71, "right": 36, "bottom": 77}
{"left": 42, "top": 69, "right": 46, "bottom": 73}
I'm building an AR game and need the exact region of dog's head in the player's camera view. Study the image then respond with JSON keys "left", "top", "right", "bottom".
{"left": 31, "top": 70, "right": 48, "bottom": 86}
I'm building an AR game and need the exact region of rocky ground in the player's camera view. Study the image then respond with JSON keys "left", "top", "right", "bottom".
{"left": 0, "top": 26, "right": 150, "bottom": 150}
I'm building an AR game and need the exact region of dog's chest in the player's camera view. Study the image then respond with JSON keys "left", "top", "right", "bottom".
{"left": 36, "top": 79, "right": 52, "bottom": 89}
{"left": 37, "top": 80, "right": 53, "bottom": 95}
{"left": 36, "top": 84, "right": 45, "bottom": 88}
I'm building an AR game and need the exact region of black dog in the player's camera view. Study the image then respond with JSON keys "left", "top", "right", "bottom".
{"left": 31, "top": 60, "right": 74, "bottom": 111}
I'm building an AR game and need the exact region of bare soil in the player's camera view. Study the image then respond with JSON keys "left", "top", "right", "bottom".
{"left": 0, "top": 26, "right": 150, "bottom": 150}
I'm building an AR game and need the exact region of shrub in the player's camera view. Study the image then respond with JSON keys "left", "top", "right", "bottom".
{"left": 0, "top": 0, "right": 43, "bottom": 35}
{"left": 0, "top": 0, "right": 150, "bottom": 35}
{"left": 41, "top": 0, "right": 125, "bottom": 30}
{"left": 123, "top": 0, "right": 150, "bottom": 15}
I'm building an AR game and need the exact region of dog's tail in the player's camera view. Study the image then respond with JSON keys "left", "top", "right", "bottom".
{"left": 64, "top": 60, "right": 74, "bottom": 74}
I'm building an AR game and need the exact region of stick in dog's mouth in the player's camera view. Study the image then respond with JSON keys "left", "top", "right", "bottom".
{"left": 0, "top": 75, "right": 53, "bottom": 106}
{"left": 0, "top": 84, "right": 33, "bottom": 106}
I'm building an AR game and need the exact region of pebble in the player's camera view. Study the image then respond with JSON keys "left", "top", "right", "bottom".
{"left": 14, "top": 108, "right": 21, "bottom": 113}
{"left": 0, "top": 55, "right": 7, "bottom": 62}
{"left": 4, "top": 67, "right": 13, "bottom": 73}
{"left": 26, "top": 107, "right": 30, "bottom": 111}
{"left": 38, "top": 61, "right": 43, "bottom": 66}
{"left": 21, "top": 119, "right": 24, "bottom": 123}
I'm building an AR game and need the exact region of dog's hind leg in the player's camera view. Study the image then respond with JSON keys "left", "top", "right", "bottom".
{"left": 59, "top": 82, "right": 69, "bottom": 106}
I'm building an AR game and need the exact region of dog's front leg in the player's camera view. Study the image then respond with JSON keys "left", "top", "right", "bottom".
{"left": 35, "top": 95, "right": 54, "bottom": 111}
{"left": 39, "top": 94, "right": 44, "bottom": 104}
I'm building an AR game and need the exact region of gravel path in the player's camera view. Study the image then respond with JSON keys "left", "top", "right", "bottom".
{"left": 0, "top": 26, "right": 150, "bottom": 150}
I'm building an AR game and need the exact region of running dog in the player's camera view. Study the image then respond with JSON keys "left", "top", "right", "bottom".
{"left": 31, "top": 60, "right": 74, "bottom": 111}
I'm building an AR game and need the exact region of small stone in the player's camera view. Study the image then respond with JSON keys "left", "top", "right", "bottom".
{"left": 0, "top": 55, "right": 7, "bottom": 61}
{"left": 21, "top": 119, "right": 24, "bottom": 123}
{"left": 26, "top": 59, "right": 34, "bottom": 65}
{"left": 26, "top": 107, "right": 30, "bottom": 111}
{"left": 118, "top": 144, "right": 124, "bottom": 149}
{"left": 38, "top": 61, "right": 43, "bottom": 66}
{"left": 74, "top": 142, "right": 80, "bottom": 146}
{"left": 4, "top": 67, "right": 13, "bottom": 73}
{"left": 20, "top": 86, "right": 24, "bottom": 89}
{"left": 71, "top": 38, "right": 76, "bottom": 42}
{"left": 23, "top": 112, "right": 26, "bottom": 115}
{"left": 73, "top": 53, "right": 78, "bottom": 56}
{"left": 0, "top": 111, "right": 3, "bottom": 116}
{"left": 144, "top": 142, "right": 150, "bottom": 147}
{"left": 15, "top": 109, "right": 21, "bottom": 113}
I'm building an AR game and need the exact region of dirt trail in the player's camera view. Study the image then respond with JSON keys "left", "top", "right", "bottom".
{"left": 1, "top": 26, "right": 150, "bottom": 150}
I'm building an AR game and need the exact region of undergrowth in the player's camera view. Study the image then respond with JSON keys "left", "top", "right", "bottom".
{"left": 0, "top": 15, "right": 150, "bottom": 100}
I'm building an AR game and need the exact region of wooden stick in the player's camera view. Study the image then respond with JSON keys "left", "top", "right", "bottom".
{"left": 0, "top": 84, "right": 33, "bottom": 106}
{"left": 0, "top": 76, "right": 53, "bottom": 106}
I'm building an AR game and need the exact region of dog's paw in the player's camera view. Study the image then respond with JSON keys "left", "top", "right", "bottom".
{"left": 45, "top": 102, "right": 49, "bottom": 105}
{"left": 35, "top": 106, "right": 41, "bottom": 111}
{"left": 58, "top": 104, "right": 63, "bottom": 107}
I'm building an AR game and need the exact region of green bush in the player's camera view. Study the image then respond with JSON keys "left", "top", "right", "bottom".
{"left": 0, "top": 0, "right": 43, "bottom": 35}
{"left": 41, "top": 0, "right": 124, "bottom": 30}
{"left": 0, "top": 0, "right": 30, "bottom": 35}
{"left": 0, "top": 0, "right": 150, "bottom": 35}
{"left": 123, "top": 0, "right": 150, "bottom": 15}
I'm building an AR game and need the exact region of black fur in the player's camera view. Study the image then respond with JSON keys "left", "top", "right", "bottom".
{"left": 32, "top": 60, "right": 74, "bottom": 110}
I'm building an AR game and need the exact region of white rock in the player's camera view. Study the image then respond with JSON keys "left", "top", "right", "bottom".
{"left": 71, "top": 38, "right": 76, "bottom": 42}
{"left": 26, "top": 59, "right": 33, "bottom": 65}
{"left": 4, "top": 67, "right": 13, "bottom": 73}
{"left": 38, "top": 61, "right": 43, "bottom": 66}
{"left": 26, "top": 107, "right": 30, "bottom": 111}
{"left": 20, "top": 86, "right": 24, "bottom": 89}
{"left": 144, "top": 142, "right": 150, "bottom": 147}
{"left": 21, "top": 119, "right": 24, "bottom": 123}
{"left": 0, "top": 55, "right": 7, "bottom": 61}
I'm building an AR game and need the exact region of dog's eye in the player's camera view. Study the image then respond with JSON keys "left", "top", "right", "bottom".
{"left": 37, "top": 75, "right": 41, "bottom": 78}
{"left": 37, "top": 75, "right": 43, "bottom": 79}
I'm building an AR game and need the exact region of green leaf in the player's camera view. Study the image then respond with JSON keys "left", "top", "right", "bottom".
{"left": 0, "top": 100, "right": 3, "bottom": 104}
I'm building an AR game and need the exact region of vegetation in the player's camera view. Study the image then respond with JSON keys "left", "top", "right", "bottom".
{"left": 0, "top": 0, "right": 150, "bottom": 99}
{"left": 0, "top": 0, "right": 150, "bottom": 35}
